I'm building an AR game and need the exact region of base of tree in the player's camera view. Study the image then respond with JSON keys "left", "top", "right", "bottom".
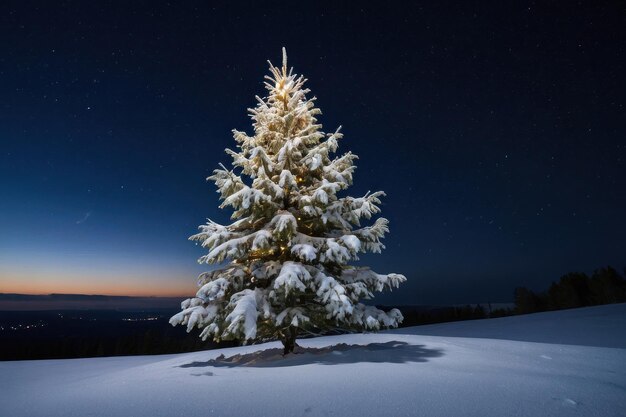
{"left": 281, "top": 326, "right": 299, "bottom": 355}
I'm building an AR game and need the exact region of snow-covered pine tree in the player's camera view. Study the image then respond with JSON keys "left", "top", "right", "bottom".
{"left": 170, "top": 48, "right": 406, "bottom": 354}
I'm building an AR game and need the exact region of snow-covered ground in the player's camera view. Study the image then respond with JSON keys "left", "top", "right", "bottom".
{"left": 1, "top": 304, "right": 625, "bottom": 417}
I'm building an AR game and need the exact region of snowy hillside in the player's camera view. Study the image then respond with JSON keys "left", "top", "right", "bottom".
{"left": 1, "top": 304, "right": 625, "bottom": 417}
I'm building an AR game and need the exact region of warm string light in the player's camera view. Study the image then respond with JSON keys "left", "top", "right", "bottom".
{"left": 275, "top": 79, "right": 288, "bottom": 103}
{"left": 246, "top": 248, "right": 277, "bottom": 261}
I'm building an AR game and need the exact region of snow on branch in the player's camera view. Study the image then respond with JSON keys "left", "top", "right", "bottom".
{"left": 350, "top": 304, "right": 404, "bottom": 330}
{"left": 352, "top": 217, "right": 390, "bottom": 253}
{"left": 200, "top": 231, "right": 259, "bottom": 264}
{"left": 223, "top": 289, "right": 261, "bottom": 341}
{"left": 341, "top": 267, "right": 407, "bottom": 293}
{"left": 276, "top": 307, "right": 310, "bottom": 327}
{"left": 197, "top": 277, "right": 230, "bottom": 302}
{"left": 290, "top": 243, "right": 317, "bottom": 262}
{"left": 311, "top": 269, "right": 353, "bottom": 320}
{"left": 270, "top": 211, "right": 298, "bottom": 240}
{"left": 273, "top": 261, "right": 311, "bottom": 295}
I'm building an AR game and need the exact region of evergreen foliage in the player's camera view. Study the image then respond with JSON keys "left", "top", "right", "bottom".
{"left": 170, "top": 49, "right": 405, "bottom": 353}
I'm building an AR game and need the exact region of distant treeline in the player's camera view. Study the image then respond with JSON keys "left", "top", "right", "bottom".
{"left": 392, "top": 304, "right": 508, "bottom": 328}
{"left": 515, "top": 266, "right": 626, "bottom": 314}
{"left": 397, "top": 265, "right": 626, "bottom": 328}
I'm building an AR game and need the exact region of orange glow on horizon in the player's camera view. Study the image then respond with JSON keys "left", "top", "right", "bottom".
{"left": 0, "top": 270, "right": 196, "bottom": 298}
{"left": 0, "top": 286, "right": 193, "bottom": 298}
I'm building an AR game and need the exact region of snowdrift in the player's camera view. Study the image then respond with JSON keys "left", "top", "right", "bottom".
{"left": 1, "top": 303, "right": 625, "bottom": 417}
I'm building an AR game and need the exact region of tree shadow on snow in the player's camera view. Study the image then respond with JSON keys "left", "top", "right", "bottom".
{"left": 179, "top": 341, "right": 444, "bottom": 368}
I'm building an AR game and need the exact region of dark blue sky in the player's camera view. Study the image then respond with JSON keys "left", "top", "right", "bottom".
{"left": 1, "top": 1, "right": 624, "bottom": 303}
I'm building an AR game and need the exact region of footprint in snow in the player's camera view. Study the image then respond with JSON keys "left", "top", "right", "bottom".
{"left": 552, "top": 397, "right": 578, "bottom": 408}
{"left": 563, "top": 398, "right": 578, "bottom": 407}
{"left": 191, "top": 371, "right": 214, "bottom": 377}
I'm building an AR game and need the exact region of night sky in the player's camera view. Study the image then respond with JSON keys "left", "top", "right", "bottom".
{"left": 1, "top": 2, "right": 624, "bottom": 304}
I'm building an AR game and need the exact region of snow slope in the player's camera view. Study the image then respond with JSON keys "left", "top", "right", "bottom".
{"left": 394, "top": 302, "right": 626, "bottom": 348}
{"left": 1, "top": 304, "right": 625, "bottom": 417}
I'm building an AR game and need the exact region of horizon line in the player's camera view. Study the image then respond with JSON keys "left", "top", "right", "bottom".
{"left": 0, "top": 292, "right": 189, "bottom": 298}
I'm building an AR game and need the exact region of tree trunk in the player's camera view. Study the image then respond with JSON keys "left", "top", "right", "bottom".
{"left": 282, "top": 326, "right": 298, "bottom": 355}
